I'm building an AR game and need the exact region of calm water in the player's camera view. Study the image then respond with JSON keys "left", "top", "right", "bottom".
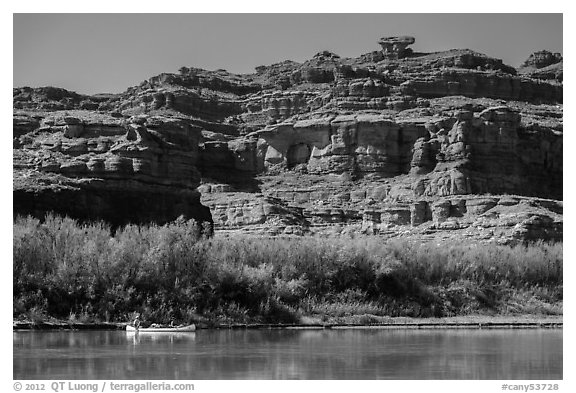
{"left": 13, "top": 328, "right": 562, "bottom": 380}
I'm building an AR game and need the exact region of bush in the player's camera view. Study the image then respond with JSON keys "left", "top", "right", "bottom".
{"left": 13, "top": 215, "right": 563, "bottom": 323}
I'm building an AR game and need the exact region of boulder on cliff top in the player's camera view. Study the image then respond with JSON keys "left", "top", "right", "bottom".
{"left": 378, "top": 36, "right": 416, "bottom": 45}
{"left": 378, "top": 36, "right": 416, "bottom": 59}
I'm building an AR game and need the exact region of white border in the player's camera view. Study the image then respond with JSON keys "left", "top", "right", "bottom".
{"left": 4, "top": 2, "right": 572, "bottom": 392}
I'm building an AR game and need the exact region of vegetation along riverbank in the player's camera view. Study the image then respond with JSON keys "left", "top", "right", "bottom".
{"left": 13, "top": 215, "right": 562, "bottom": 327}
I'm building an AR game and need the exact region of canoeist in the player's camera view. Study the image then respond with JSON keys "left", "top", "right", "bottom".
{"left": 133, "top": 314, "right": 141, "bottom": 330}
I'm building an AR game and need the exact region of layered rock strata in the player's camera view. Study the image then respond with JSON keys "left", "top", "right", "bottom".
{"left": 13, "top": 36, "right": 562, "bottom": 242}
{"left": 14, "top": 111, "right": 212, "bottom": 228}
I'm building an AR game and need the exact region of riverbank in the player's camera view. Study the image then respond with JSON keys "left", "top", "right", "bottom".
{"left": 14, "top": 215, "right": 562, "bottom": 326}
{"left": 13, "top": 315, "right": 563, "bottom": 331}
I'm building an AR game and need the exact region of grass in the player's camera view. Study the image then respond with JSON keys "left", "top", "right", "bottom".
{"left": 13, "top": 214, "right": 562, "bottom": 325}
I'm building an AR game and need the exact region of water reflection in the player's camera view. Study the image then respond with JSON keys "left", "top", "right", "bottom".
{"left": 13, "top": 329, "right": 562, "bottom": 380}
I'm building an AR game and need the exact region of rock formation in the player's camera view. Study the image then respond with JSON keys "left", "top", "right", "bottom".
{"left": 13, "top": 36, "right": 562, "bottom": 243}
{"left": 13, "top": 112, "right": 212, "bottom": 228}
{"left": 518, "top": 50, "right": 563, "bottom": 82}
{"left": 378, "top": 36, "right": 415, "bottom": 59}
{"left": 520, "top": 50, "right": 562, "bottom": 70}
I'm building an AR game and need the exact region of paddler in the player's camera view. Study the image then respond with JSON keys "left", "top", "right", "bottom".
{"left": 133, "top": 314, "right": 141, "bottom": 330}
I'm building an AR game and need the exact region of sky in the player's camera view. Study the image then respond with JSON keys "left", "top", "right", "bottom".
{"left": 13, "top": 13, "right": 563, "bottom": 95}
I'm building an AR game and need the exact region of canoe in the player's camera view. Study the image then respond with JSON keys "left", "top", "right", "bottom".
{"left": 126, "top": 324, "right": 196, "bottom": 332}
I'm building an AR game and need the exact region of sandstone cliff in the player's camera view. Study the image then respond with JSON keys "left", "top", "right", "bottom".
{"left": 13, "top": 36, "right": 562, "bottom": 242}
{"left": 13, "top": 112, "right": 212, "bottom": 228}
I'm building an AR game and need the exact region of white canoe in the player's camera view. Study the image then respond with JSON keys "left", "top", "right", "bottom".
{"left": 126, "top": 324, "right": 196, "bottom": 332}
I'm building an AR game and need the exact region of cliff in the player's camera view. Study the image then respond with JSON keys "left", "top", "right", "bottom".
{"left": 13, "top": 112, "right": 212, "bottom": 228}
{"left": 13, "top": 37, "right": 562, "bottom": 243}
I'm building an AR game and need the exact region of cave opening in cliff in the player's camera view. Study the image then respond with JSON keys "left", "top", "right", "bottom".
{"left": 286, "top": 143, "right": 312, "bottom": 169}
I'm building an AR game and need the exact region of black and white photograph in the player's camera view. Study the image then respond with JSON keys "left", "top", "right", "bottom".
{"left": 9, "top": 4, "right": 567, "bottom": 389}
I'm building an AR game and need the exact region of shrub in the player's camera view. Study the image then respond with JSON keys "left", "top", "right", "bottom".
{"left": 13, "top": 215, "right": 563, "bottom": 323}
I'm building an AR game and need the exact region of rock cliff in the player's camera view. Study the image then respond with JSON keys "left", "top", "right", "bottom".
{"left": 13, "top": 36, "right": 562, "bottom": 242}
{"left": 13, "top": 112, "right": 212, "bottom": 228}
{"left": 518, "top": 50, "right": 563, "bottom": 83}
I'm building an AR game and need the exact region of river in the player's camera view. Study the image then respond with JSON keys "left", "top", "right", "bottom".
{"left": 13, "top": 328, "right": 562, "bottom": 380}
